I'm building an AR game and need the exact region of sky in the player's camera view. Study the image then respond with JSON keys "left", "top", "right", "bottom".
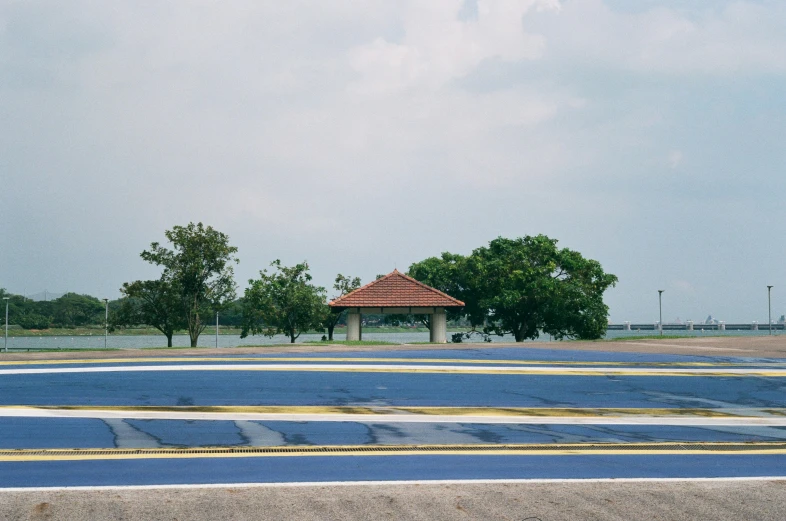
{"left": 1, "top": 0, "right": 785, "bottom": 324}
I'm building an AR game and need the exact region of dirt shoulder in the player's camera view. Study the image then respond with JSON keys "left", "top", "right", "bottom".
{"left": 2, "top": 335, "right": 786, "bottom": 361}
{"left": 3, "top": 480, "right": 786, "bottom": 521}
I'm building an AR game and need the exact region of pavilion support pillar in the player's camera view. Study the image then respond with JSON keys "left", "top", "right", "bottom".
{"left": 347, "top": 312, "right": 361, "bottom": 341}
{"left": 429, "top": 308, "right": 447, "bottom": 343}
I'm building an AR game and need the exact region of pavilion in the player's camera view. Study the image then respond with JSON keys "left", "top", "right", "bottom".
{"left": 328, "top": 270, "right": 465, "bottom": 343}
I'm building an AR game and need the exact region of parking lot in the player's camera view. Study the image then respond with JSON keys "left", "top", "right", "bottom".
{"left": 2, "top": 336, "right": 786, "bottom": 519}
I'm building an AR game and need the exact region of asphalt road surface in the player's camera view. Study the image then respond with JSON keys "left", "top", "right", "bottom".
{"left": 2, "top": 336, "right": 786, "bottom": 519}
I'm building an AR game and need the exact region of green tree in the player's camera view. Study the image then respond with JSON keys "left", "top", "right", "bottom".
{"left": 409, "top": 235, "right": 617, "bottom": 342}
{"left": 140, "top": 222, "right": 238, "bottom": 347}
{"left": 0, "top": 289, "right": 50, "bottom": 329}
{"left": 51, "top": 293, "right": 104, "bottom": 328}
{"left": 241, "top": 260, "right": 327, "bottom": 343}
{"left": 217, "top": 299, "right": 244, "bottom": 327}
{"left": 466, "top": 236, "right": 617, "bottom": 341}
{"left": 17, "top": 311, "right": 50, "bottom": 330}
{"left": 113, "top": 278, "right": 187, "bottom": 347}
{"left": 407, "top": 252, "right": 472, "bottom": 329}
{"left": 324, "top": 274, "right": 361, "bottom": 340}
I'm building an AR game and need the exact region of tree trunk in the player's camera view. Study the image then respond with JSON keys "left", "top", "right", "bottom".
{"left": 189, "top": 312, "right": 200, "bottom": 347}
{"left": 166, "top": 333, "right": 173, "bottom": 348}
{"left": 327, "top": 324, "right": 335, "bottom": 341}
{"left": 514, "top": 323, "right": 525, "bottom": 342}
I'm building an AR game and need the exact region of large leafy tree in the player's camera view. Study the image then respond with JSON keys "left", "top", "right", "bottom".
{"left": 140, "top": 222, "right": 238, "bottom": 347}
{"left": 408, "top": 235, "right": 617, "bottom": 342}
{"left": 408, "top": 252, "right": 475, "bottom": 329}
{"left": 113, "top": 278, "right": 187, "bottom": 347}
{"left": 324, "top": 274, "right": 361, "bottom": 341}
{"left": 241, "top": 260, "right": 326, "bottom": 343}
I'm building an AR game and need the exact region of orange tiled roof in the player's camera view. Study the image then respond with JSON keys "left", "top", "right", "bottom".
{"left": 329, "top": 270, "right": 464, "bottom": 309}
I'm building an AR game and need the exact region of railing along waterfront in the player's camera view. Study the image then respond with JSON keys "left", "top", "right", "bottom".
{"left": 607, "top": 323, "right": 785, "bottom": 331}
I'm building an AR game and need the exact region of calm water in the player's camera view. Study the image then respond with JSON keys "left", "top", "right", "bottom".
{"left": 1, "top": 328, "right": 779, "bottom": 350}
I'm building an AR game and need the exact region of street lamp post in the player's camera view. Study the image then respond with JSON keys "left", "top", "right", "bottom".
{"left": 768, "top": 286, "right": 774, "bottom": 336}
{"left": 102, "top": 298, "right": 108, "bottom": 349}
{"left": 658, "top": 290, "right": 664, "bottom": 336}
{"left": 215, "top": 311, "right": 219, "bottom": 349}
{"left": 3, "top": 297, "right": 9, "bottom": 352}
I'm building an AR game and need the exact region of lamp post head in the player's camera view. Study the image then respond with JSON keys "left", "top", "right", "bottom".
{"left": 768, "top": 285, "right": 774, "bottom": 291}
{"left": 658, "top": 290, "right": 664, "bottom": 295}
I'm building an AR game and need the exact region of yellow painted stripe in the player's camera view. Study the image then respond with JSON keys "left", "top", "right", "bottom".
{"left": 3, "top": 443, "right": 786, "bottom": 461}
{"left": 4, "top": 405, "right": 783, "bottom": 418}
{"left": 1, "top": 356, "right": 779, "bottom": 368}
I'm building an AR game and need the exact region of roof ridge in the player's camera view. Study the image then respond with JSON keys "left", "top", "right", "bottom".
{"left": 389, "top": 271, "right": 464, "bottom": 306}
{"left": 329, "top": 270, "right": 464, "bottom": 308}
{"left": 330, "top": 271, "right": 398, "bottom": 305}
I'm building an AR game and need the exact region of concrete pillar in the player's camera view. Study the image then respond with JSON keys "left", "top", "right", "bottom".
{"left": 623, "top": 321, "right": 631, "bottom": 331}
{"left": 719, "top": 321, "right": 726, "bottom": 331}
{"left": 347, "top": 312, "right": 361, "bottom": 341}
{"left": 656, "top": 322, "right": 662, "bottom": 332}
{"left": 686, "top": 320, "right": 693, "bottom": 331}
{"left": 429, "top": 309, "right": 447, "bottom": 343}
{"left": 752, "top": 321, "right": 758, "bottom": 331}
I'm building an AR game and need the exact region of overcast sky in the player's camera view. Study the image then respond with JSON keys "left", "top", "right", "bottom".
{"left": 1, "top": 0, "right": 785, "bottom": 323}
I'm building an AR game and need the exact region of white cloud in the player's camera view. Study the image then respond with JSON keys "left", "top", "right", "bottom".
{"left": 2, "top": 0, "right": 785, "bottom": 324}
{"left": 349, "top": 0, "right": 561, "bottom": 94}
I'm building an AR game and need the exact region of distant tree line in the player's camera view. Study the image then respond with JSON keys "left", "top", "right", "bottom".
{"left": 0, "top": 289, "right": 111, "bottom": 330}
{"left": 2, "top": 223, "right": 617, "bottom": 346}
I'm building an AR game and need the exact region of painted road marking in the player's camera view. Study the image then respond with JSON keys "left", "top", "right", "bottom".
{"left": 1, "top": 356, "right": 783, "bottom": 368}
{"left": 3, "top": 363, "right": 786, "bottom": 376}
{"left": 3, "top": 406, "right": 786, "bottom": 425}
{"left": 3, "top": 476, "right": 786, "bottom": 493}
{"left": 621, "top": 342, "right": 748, "bottom": 352}
{"left": 3, "top": 442, "right": 786, "bottom": 461}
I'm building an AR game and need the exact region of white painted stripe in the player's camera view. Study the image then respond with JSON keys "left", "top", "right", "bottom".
{"left": 2, "top": 476, "right": 785, "bottom": 493}
{"left": 3, "top": 407, "right": 786, "bottom": 425}
{"left": 0, "top": 364, "right": 783, "bottom": 375}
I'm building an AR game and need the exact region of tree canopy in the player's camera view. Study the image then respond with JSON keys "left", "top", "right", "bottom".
{"left": 113, "top": 278, "right": 187, "bottom": 347}
{"left": 140, "top": 222, "right": 238, "bottom": 347}
{"left": 241, "top": 260, "right": 326, "bottom": 343}
{"left": 408, "top": 235, "right": 617, "bottom": 342}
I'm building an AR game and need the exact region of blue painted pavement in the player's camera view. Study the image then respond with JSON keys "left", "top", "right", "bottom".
{"left": 2, "top": 347, "right": 786, "bottom": 487}
{"left": 3, "top": 454, "right": 786, "bottom": 488}
{"left": 1, "top": 371, "right": 784, "bottom": 409}
{"left": 3, "top": 418, "right": 786, "bottom": 450}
